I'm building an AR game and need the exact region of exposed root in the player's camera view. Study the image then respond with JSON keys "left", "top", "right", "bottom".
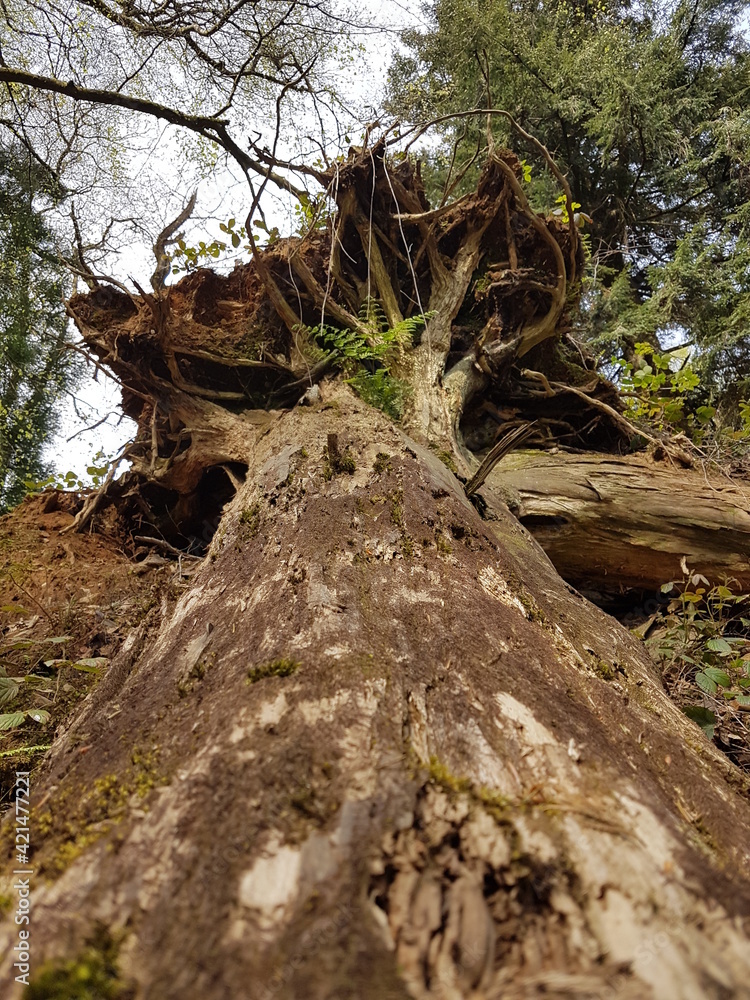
{"left": 64, "top": 139, "right": 592, "bottom": 535}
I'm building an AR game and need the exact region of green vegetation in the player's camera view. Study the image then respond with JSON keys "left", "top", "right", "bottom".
{"left": 0, "top": 633, "right": 104, "bottom": 735}
{"left": 389, "top": 0, "right": 750, "bottom": 409}
{"left": 432, "top": 448, "right": 457, "bottom": 474}
{"left": 247, "top": 658, "right": 300, "bottom": 684}
{"left": 323, "top": 447, "right": 356, "bottom": 480}
{"left": 373, "top": 452, "right": 392, "bottom": 475}
{"left": 41, "top": 748, "right": 167, "bottom": 875}
{"left": 26, "top": 450, "right": 115, "bottom": 498}
{"left": 239, "top": 502, "right": 262, "bottom": 536}
{"left": 25, "top": 925, "right": 131, "bottom": 999}
{"left": 0, "top": 146, "right": 78, "bottom": 511}
{"left": 647, "top": 572, "right": 750, "bottom": 741}
{"left": 303, "top": 302, "right": 430, "bottom": 420}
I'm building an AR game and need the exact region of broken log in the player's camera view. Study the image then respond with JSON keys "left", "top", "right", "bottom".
{"left": 489, "top": 450, "right": 750, "bottom": 593}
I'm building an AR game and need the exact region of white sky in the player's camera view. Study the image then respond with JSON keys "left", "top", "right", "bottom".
{"left": 47, "top": 0, "right": 424, "bottom": 479}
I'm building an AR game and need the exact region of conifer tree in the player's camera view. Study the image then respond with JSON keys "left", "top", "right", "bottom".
{"left": 0, "top": 147, "right": 75, "bottom": 511}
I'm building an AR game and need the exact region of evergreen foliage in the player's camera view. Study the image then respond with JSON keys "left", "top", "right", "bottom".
{"left": 388, "top": 0, "right": 750, "bottom": 405}
{"left": 0, "top": 147, "right": 76, "bottom": 511}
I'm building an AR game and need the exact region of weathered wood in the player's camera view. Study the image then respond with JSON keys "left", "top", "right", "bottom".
{"left": 490, "top": 450, "right": 750, "bottom": 592}
{"left": 2, "top": 388, "right": 750, "bottom": 999}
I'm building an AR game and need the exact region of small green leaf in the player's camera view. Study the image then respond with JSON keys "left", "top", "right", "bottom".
{"left": 695, "top": 671, "right": 718, "bottom": 694}
{"left": 0, "top": 711, "right": 26, "bottom": 731}
{"left": 706, "top": 638, "right": 732, "bottom": 655}
{"left": 0, "top": 676, "right": 20, "bottom": 706}
{"left": 703, "top": 666, "right": 731, "bottom": 686}
{"left": 682, "top": 705, "right": 716, "bottom": 738}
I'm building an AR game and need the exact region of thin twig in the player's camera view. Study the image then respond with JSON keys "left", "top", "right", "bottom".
{"left": 133, "top": 536, "right": 201, "bottom": 560}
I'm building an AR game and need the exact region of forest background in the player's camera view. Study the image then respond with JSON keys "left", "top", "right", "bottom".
{"left": 3, "top": 0, "right": 750, "bottom": 509}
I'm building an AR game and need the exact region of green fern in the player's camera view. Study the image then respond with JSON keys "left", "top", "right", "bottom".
{"left": 358, "top": 296, "right": 388, "bottom": 331}
{"left": 306, "top": 303, "right": 434, "bottom": 363}
{"left": 301, "top": 302, "right": 433, "bottom": 420}
{"left": 306, "top": 323, "right": 381, "bottom": 363}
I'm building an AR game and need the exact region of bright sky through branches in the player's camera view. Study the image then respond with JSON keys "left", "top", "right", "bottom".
{"left": 49, "top": 0, "right": 421, "bottom": 479}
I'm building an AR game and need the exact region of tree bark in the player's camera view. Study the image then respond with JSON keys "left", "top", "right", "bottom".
{"left": 2, "top": 142, "right": 750, "bottom": 999}
{"left": 489, "top": 450, "right": 750, "bottom": 594}
{"left": 1, "top": 385, "right": 750, "bottom": 1000}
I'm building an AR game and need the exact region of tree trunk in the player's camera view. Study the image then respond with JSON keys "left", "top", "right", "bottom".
{"left": 2, "top": 143, "right": 750, "bottom": 999}
{"left": 1, "top": 385, "right": 750, "bottom": 999}
{"left": 489, "top": 450, "right": 750, "bottom": 594}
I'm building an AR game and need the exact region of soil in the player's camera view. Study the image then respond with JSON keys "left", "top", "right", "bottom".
{"left": 0, "top": 491, "right": 168, "bottom": 803}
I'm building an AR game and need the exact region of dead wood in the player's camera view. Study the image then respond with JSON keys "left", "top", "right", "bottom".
{"left": 4, "top": 138, "right": 750, "bottom": 1000}
{"left": 490, "top": 450, "right": 750, "bottom": 593}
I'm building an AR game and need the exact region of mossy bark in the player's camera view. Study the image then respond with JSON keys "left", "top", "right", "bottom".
{"left": 1, "top": 387, "right": 749, "bottom": 1000}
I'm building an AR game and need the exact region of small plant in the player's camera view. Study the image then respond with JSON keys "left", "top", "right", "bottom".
{"left": 0, "top": 633, "right": 104, "bottom": 734}
{"left": 301, "top": 301, "right": 432, "bottom": 420}
{"left": 373, "top": 452, "right": 392, "bottom": 474}
{"left": 291, "top": 191, "right": 331, "bottom": 236}
{"left": 552, "top": 192, "right": 592, "bottom": 226}
{"left": 26, "top": 925, "right": 131, "bottom": 999}
{"left": 239, "top": 501, "right": 262, "bottom": 536}
{"left": 614, "top": 343, "right": 715, "bottom": 442}
{"left": 25, "top": 449, "right": 114, "bottom": 494}
{"left": 247, "top": 658, "right": 299, "bottom": 684}
{"left": 646, "top": 570, "right": 750, "bottom": 748}
{"left": 346, "top": 369, "right": 410, "bottom": 421}
{"left": 169, "top": 216, "right": 254, "bottom": 273}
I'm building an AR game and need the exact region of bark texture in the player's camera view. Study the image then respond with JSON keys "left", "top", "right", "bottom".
{"left": 2, "top": 143, "right": 750, "bottom": 999}
{"left": 489, "top": 451, "right": 750, "bottom": 593}
{"left": 1, "top": 387, "right": 750, "bottom": 1000}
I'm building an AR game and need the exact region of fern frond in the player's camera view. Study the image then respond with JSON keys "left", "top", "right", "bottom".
{"left": 359, "top": 296, "right": 388, "bottom": 332}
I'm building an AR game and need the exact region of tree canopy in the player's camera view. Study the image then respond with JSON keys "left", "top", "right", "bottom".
{"left": 388, "top": 0, "right": 750, "bottom": 398}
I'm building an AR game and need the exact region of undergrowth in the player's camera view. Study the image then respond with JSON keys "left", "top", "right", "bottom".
{"left": 646, "top": 569, "right": 750, "bottom": 771}
{"left": 613, "top": 342, "right": 750, "bottom": 466}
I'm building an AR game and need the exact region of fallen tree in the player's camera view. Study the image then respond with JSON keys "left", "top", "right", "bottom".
{"left": 1, "top": 139, "right": 749, "bottom": 999}
{"left": 488, "top": 450, "right": 750, "bottom": 595}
